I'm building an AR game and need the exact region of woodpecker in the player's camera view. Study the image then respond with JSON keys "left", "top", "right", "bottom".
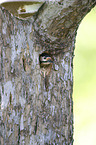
{"left": 39, "top": 52, "right": 53, "bottom": 66}
{"left": 39, "top": 52, "right": 53, "bottom": 77}
{"left": 39, "top": 52, "right": 53, "bottom": 90}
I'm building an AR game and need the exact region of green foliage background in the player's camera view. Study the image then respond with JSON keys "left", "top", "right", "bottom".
{"left": 73, "top": 6, "right": 96, "bottom": 145}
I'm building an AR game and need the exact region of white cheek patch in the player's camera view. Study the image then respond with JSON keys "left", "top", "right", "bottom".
{"left": 41, "top": 57, "right": 51, "bottom": 62}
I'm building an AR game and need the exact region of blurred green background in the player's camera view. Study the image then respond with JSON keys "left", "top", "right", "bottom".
{"left": 73, "top": 6, "right": 96, "bottom": 145}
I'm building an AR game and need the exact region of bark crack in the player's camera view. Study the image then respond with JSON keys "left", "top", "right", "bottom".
{"left": 18, "top": 125, "right": 20, "bottom": 145}
{"left": 34, "top": 116, "right": 38, "bottom": 135}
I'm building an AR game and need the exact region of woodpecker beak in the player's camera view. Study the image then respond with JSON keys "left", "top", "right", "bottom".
{"left": 46, "top": 59, "right": 53, "bottom": 63}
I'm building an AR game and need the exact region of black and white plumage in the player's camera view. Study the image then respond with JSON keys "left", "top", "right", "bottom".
{"left": 39, "top": 53, "right": 53, "bottom": 66}
{"left": 39, "top": 52, "right": 53, "bottom": 90}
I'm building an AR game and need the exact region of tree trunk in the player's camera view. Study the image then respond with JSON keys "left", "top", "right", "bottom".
{"left": 0, "top": 1, "right": 96, "bottom": 145}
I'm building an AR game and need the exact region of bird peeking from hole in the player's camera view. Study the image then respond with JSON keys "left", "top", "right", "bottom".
{"left": 39, "top": 52, "right": 53, "bottom": 91}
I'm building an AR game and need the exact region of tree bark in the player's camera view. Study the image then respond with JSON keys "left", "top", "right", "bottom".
{"left": 0, "top": 1, "right": 96, "bottom": 145}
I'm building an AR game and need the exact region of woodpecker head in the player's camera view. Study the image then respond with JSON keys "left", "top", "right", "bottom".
{"left": 39, "top": 52, "right": 53, "bottom": 66}
{"left": 39, "top": 52, "right": 53, "bottom": 80}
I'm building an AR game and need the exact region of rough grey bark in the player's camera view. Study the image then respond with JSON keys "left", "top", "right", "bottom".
{"left": 0, "top": 1, "right": 96, "bottom": 145}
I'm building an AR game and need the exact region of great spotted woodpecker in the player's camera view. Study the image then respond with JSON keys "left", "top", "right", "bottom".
{"left": 39, "top": 52, "right": 53, "bottom": 90}
{"left": 39, "top": 52, "right": 53, "bottom": 77}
